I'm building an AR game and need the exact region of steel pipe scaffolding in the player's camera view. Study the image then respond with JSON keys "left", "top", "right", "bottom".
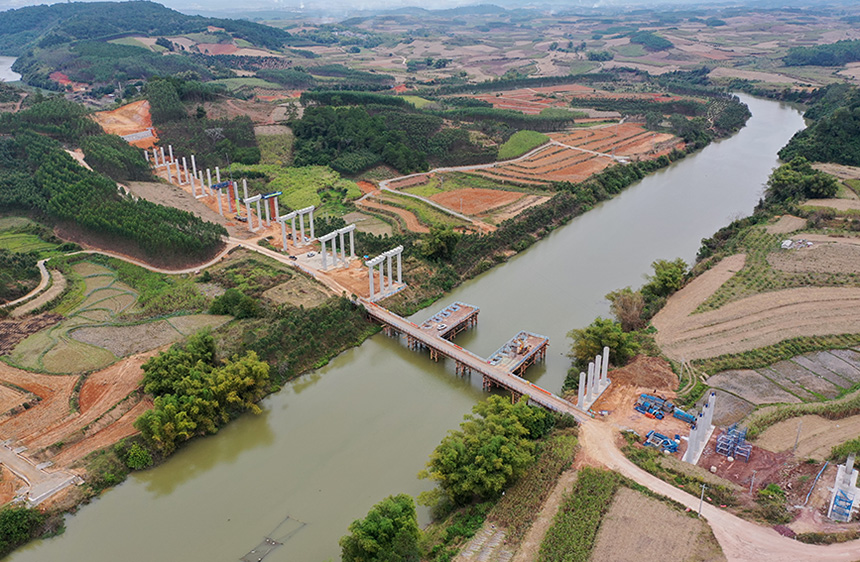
{"left": 367, "top": 246, "right": 404, "bottom": 301}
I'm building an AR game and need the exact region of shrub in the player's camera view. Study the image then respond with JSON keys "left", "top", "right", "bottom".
{"left": 125, "top": 443, "right": 153, "bottom": 470}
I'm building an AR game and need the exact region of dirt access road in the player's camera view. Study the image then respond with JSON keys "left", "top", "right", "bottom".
{"left": 26, "top": 245, "right": 860, "bottom": 558}
{"left": 580, "top": 421, "right": 860, "bottom": 561}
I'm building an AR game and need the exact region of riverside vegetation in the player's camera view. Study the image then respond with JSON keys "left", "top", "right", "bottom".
{"left": 340, "top": 396, "right": 578, "bottom": 562}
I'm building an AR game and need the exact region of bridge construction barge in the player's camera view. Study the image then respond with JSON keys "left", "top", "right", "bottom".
{"left": 487, "top": 331, "right": 549, "bottom": 377}
{"left": 362, "top": 300, "right": 579, "bottom": 418}
{"left": 418, "top": 302, "right": 479, "bottom": 340}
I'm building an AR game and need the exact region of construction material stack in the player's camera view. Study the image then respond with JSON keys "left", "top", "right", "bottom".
{"left": 644, "top": 430, "right": 679, "bottom": 453}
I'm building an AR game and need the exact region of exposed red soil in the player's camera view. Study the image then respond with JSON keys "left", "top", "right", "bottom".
{"left": 431, "top": 187, "right": 524, "bottom": 215}
{"left": 356, "top": 198, "right": 430, "bottom": 233}
{"left": 0, "top": 364, "right": 79, "bottom": 443}
{"left": 22, "top": 350, "right": 153, "bottom": 453}
{"left": 587, "top": 356, "right": 690, "bottom": 438}
{"left": 48, "top": 71, "right": 71, "bottom": 86}
{"left": 197, "top": 43, "right": 238, "bottom": 55}
{"left": 92, "top": 100, "right": 157, "bottom": 149}
{"left": 53, "top": 398, "right": 152, "bottom": 466}
{"left": 356, "top": 180, "right": 378, "bottom": 195}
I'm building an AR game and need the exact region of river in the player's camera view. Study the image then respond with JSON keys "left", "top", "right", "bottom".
{"left": 6, "top": 95, "right": 805, "bottom": 562}
{"left": 0, "top": 57, "right": 21, "bottom": 83}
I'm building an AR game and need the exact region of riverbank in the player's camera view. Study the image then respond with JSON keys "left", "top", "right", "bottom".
{"left": 3, "top": 94, "right": 808, "bottom": 562}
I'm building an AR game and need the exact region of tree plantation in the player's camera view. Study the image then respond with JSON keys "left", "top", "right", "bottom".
{"left": 0, "top": 98, "right": 226, "bottom": 259}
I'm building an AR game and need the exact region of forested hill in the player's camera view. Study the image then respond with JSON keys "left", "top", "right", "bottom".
{"left": 0, "top": 1, "right": 292, "bottom": 56}
{"left": 778, "top": 83, "right": 860, "bottom": 167}
{"left": 2, "top": 1, "right": 296, "bottom": 88}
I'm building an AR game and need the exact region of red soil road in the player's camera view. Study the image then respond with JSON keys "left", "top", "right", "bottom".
{"left": 430, "top": 188, "right": 524, "bottom": 216}
{"left": 357, "top": 198, "right": 430, "bottom": 233}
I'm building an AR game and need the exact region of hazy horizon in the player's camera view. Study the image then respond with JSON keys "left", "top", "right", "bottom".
{"left": 0, "top": 0, "right": 850, "bottom": 18}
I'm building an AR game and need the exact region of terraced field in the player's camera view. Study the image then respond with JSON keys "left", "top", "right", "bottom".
{"left": 7, "top": 261, "right": 227, "bottom": 374}
{"left": 469, "top": 123, "right": 682, "bottom": 186}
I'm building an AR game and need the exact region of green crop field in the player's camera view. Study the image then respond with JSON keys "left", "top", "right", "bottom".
{"left": 108, "top": 37, "right": 151, "bottom": 50}
{"left": 231, "top": 164, "right": 361, "bottom": 212}
{"left": 379, "top": 193, "right": 469, "bottom": 228}
{"left": 0, "top": 233, "right": 55, "bottom": 254}
{"left": 612, "top": 43, "right": 647, "bottom": 57}
{"left": 0, "top": 218, "right": 65, "bottom": 258}
{"left": 400, "top": 95, "right": 434, "bottom": 108}
{"left": 498, "top": 130, "right": 550, "bottom": 160}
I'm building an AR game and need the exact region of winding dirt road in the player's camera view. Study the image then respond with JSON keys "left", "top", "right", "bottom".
{"left": 581, "top": 422, "right": 860, "bottom": 561}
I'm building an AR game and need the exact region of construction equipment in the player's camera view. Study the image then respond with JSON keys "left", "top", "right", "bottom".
{"left": 644, "top": 430, "right": 679, "bottom": 453}
{"left": 673, "top": 408, "right": 697, "bottom": 425}
{"left": 635, "top": 394, "right": 666, "bottom": 420}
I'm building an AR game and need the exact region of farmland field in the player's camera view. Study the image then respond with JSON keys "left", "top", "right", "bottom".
{"left": 590, "top": 487, "right": 724, "bottom": 562}
{"left": 231, "top": 164, "right": 361, "bottom": 212}
{"left": 467, "top": 123, "right": 682, "bottom": 187}
{"left": 498, "top": 130, "right": 550, "bottom": 160}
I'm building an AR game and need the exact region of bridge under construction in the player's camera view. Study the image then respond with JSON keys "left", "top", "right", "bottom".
{"left": 362, "top": 300, "right": 581, "bottom": 418}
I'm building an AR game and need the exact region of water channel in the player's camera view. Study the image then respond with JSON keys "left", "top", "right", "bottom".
{"left": 0, "top": 58, "right": 21, "bottom": 83}
{"left": 6, "top": 95, "right": 805, "bottom": 562}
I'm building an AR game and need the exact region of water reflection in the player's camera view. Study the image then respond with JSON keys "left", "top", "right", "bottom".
{"left": 137, "top": 407, "right": 276, "bottom": 496}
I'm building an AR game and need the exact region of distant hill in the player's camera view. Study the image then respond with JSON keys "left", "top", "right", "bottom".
{"left": 0, "top": 1, "right": 293, "bottom": 89}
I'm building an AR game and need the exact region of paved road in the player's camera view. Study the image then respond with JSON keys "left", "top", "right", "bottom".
{"left": 1, "top": 259, "right": 49, "bottom": 309}
{"left": 0, "top": 443, "right": 77, "bottom": 506}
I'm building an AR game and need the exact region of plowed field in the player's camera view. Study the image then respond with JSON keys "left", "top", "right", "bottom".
{"left": 430, "top": 188, "right": 524, "bottom": 215}
{"left": 653, "top": 254, "right": 860, "bottom": 361}
{"left": 468, "top": 85, "right": 686, "bottom": 115}
{"left": 467, "top": 124, "right": 682, "bottom": 187}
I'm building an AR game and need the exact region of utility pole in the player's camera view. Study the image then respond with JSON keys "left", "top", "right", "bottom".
{"left": 698, "top": 483, "right": 707, "bottom": 518}
{"left": 749, "top": 470, "right": 757, "bottom": 495}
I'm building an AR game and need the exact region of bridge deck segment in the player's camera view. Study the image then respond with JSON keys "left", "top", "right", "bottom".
{"left": 362, "top": 300, "right": 584, "bottom": 420}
